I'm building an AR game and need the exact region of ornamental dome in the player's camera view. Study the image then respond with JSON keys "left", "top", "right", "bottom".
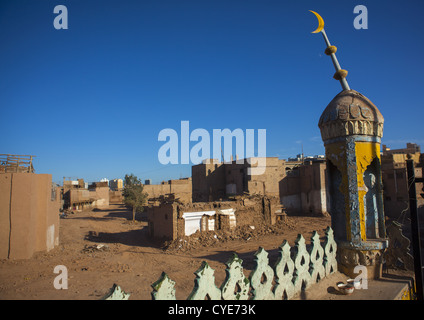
{"left": 318, "top": 89, "right": 384, "bottom": 142}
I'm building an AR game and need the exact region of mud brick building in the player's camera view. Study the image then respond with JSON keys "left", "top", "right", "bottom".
{"left": 280, "top": 160, "right": 328, "bottom": 215}
{"left": 0, "top": 155, "right": 60, "bottom": 259}
{"left": 192, "top": 156, "right": 328, "bottom": 216}
{"left": 192, "top": 157, "right": 283, "bottom": 202}
{"left": 62, "top": 179, "right": 110, "bottom": 211}
{"left": 381, "top": 143, "right": 424, "bottom": 219}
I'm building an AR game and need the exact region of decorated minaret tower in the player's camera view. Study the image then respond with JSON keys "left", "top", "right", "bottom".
{"left": 311, "top": 11, "right": 388, "bottom": 279}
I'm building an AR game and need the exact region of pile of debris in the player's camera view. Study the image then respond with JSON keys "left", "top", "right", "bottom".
{"left": 162, "top": 218, "right": 296, "bottom": 253}
{"left": 59, "top": 208, "right": 74, "bottom": 219}
{"left": 81, "top": 243, "right": 110, "bottom": 254}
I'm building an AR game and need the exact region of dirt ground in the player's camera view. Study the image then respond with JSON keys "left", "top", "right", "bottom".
{"left": 0, "top": 203, "right": 334, "bottom": 300}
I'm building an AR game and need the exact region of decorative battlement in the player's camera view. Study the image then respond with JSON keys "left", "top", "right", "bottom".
{"left": 150, "top": 227, "right": 337, "bottom": 300}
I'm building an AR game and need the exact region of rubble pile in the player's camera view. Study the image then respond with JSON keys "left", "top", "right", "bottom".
{"left": 163, "top": 217, "right": 296, "bottom": 253}
{"left": 81, "top": 243, "right": 110, "bottom": 254}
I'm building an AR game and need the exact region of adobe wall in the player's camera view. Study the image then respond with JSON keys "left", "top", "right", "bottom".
{"left": 280, "top": 162, "right": 328, "bottom": 215}
{"left": 192, "top": 164, "right": 208, "bottom": 202}
{"left": 224, "top": 162, "right": 245, "bottom": 196}
{"left": 144, "top": 184, "right": 171, "bottom": 198}
{"left": 0, "top": 173, "right": 60, "bottom": 259}
{"left": 169, "top": 181, "right": 192, "bottom": 203}
{"left": 245, "top": 157, "right": 284, "bottom": 197}
{"left": 91, "top": 186, "right": 110, "bottom": 208}
{"left": 109, "top": 190, "right": 123, "bottom": 203}
{"left": 147, "top": 203, "right": 177, "bottom": 240}
{"left": 70, "top": 189, "right": 90, "bottom": 204}
{"left": 280, "top": 174, "right": 301, "bottom": 213}
{"left": 192, "top": 160, "right": 226, "bottom": 202}
{"left": 299, "top": 162, "right": 328, "bottom": 215}
{"left": 68, "top": 186, "right": 110, "bottom": 210}
{"left": 0, "top": 174, "right": 11, "bottom": 258}
{"left": 192, "top": 158, "right": 284, "bottom": 202}
{"left": 144, "top": 179, "right": 192, "bottom": 203}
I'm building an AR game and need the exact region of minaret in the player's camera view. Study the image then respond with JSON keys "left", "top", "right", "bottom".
{"left": 311, "top": 11, "right": 388, "bottom": 279}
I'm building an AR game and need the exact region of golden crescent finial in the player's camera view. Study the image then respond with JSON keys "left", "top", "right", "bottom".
{"left": 310, "top": 10, "right": 324, "bottom": 33}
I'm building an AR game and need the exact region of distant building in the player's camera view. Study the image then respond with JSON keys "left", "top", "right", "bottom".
{"left": 192, "top": 157, "right": 284, "bottom": 202}
{"left": 109, "top": 178, "right": 123, "bottom": 191}
{"left": 192, "top": 156, "right": 328, "bottom": 216}
{"left": 383, "top": 142, "right": 420, "bottom": 156}
{"left": 62, "top": 178, "right": 109, "bottom": 211}
{"left": 280, "top": 159, "right": 328, "bottom": 216}
{"left": 381, "top": 143, "right": 423, "bottom": 219}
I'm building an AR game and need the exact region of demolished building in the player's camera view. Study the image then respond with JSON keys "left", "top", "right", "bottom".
{"left": 147, "top": 156, "right": 329, "bottom": 241}
{"left": 147, "top": 194, "right": 281, "bottom": 241}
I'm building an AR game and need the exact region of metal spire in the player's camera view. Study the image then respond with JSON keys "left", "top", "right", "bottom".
{"left": 310, "top": 11, "right": 350, "bottom": 91}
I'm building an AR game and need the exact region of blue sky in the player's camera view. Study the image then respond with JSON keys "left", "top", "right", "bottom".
{"left": 1, "top": 0, "right": 423, "bottom": 184}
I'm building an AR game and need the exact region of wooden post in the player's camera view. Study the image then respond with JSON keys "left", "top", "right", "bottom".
{"left": 406, "top": 159, "right": 423, "bottom": 300}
